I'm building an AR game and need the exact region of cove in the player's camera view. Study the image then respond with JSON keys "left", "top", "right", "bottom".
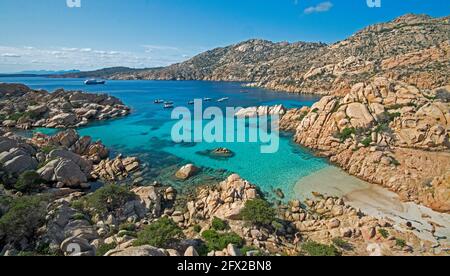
{"left": 1, "top": 77, "right": 326, "bottom": 199}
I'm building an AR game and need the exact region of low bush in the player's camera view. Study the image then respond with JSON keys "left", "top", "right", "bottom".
{"left": 14, "top": 171, "right": 43, "bottom": 193}
{"left": 85, "top": 185, "right": 135, "bottom": 216}
{"left": 201, "top": 229, "right": 244, "bottom": 251}
{"left": 301, "top": 241, "right": 341, "bottom": 256}
{"left": 336, "top": 127, "right": 356, "bottom": 142}
{"left": 240, "top": 199, "right": 276, "bottom": 226}
{"left": 0, "top": 195, "right": 48, "bottom": 244}
{"left": 96, "top": 242, "right": 117, "bottom": 256}
{"left": 395, "top": 238, "right": 406, "bottom": 248}
{"left": 378, "top": 228, "right": 389, "bottom": 239}
{"left": 211, "top": 217, "right": 228, "bottom": 231}
{"left": 133, "top": 217, "right": 184, "bottom": 248}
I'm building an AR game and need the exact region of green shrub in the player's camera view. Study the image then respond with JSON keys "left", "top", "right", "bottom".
{"left": 119, "top": 222, "right": 136, "bottom": 232}
{"left": 96, "top": 242, "right": 117, "bottom": 256}
{"left": 193, "top": 225, "right": 202, "bottom": 233}
{"left": 240, "top": 199, "right": 276, "bottom": 226}
{"left": 0, "top": 195, "right": 48, "bottom": 244}
{"left": 41, "top": 145, "right": 57, "bottom": 154}
{"left": 336, "top": 127, "right": 356, "bottom": 142}
{"left": 85, "top": 185, "right": 135, "bottom": 215}
{"left": 384, "top": 112, "right": 401, "bottom": 122}
{"left": 201, "top": 229, "right": 244, "bottom": 251}
{"left": 332, "top": 238, "right": 353, "bottom": 251}
{"left": 7, "top": 112, "right": 25, "bottom": 121}
{"left": 72, "top": 213, "right": 88, "bottom": 221}
{"left": 378, "top": 228, "right": 389, "bottom": 239}
{"left": 117, "top": 230, "right": 137, "bottom": 238}
{"left": 301, "top": 241, "right": 341, "bottom": 256}
{"left": 361, "top": 137, "right": 372, "bottom": 147}
{"left": 211, "top": 217, "right": 228, "bottom": 231}
{"left": 134, "top": 217, "right": 184, "bottom": 248}
{"left": 14, "top": 171, "right": 43, "bottom": 193}
{"left": 395, "top": 238, "right": 406, "bottom": 248}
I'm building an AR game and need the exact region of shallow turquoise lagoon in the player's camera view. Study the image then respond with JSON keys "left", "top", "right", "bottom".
{"left": 2, "top": 77, "right": 328, "bottom": 198}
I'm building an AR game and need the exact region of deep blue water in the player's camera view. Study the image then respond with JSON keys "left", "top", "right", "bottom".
{"left": 1, "top": 77, "right": 328, "bottom": 199}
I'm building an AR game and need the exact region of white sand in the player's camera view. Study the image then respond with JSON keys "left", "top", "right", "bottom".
{"left": 295, "top": 166, "right": 450, "bottom": 246}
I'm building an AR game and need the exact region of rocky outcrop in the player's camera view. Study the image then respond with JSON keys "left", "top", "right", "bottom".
{"left": 91, "top": 155, "right": 140, "bottom": 181}
{"left": 0, "top": 83, "right": 130, "bottom": 129}
{"left": 109, "top": 14, "right": 449, "bottom": 95}
{"left": 234, "top": 105, "right": 286, "bottom": 118}
{"left": 281, "top": 78, "right": 450, "bottom": 212}
{"left": 186, "top": 174, "right": 259, "bottom": 223}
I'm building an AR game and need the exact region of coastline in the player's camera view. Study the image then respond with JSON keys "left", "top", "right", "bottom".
{"left": 294, "top": 166, "right": 450, "bottom": 246}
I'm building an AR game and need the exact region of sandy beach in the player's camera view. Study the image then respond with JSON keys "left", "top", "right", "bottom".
{"left": 295, "top": 166, "right": 450, "bottom": 247}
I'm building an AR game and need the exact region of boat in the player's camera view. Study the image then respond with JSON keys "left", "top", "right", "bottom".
{"left": 217, "top": 97, "right": 229, "bottom": 102}
{"left": 188, "top": 101, "right": 195, "bottom": 105}
{"left": 154, "top": 99, "right": 164, "bottom": 104}
{"left": 84, "top": 79, "right": 106, "bottom": 85}
{"left": 203, "top": 97, "right": 212, "bottom": 102}
{"left": 163, "top": 103, "right": 174, "bottom": 109}
{"left": 164, "top": 101, "right": 174, "bottom": 105}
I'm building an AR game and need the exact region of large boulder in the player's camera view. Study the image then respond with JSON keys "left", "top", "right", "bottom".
{"left": 2, "top": 154, "right": 38, "bottom": 175}
{"left": 175, "top": 164, "right": 199, "bottom": 180}
{"left": 106, "top": 245, "right": 168, "bottom": 256}
{"left": 54, "top": 159, "right": 88, "bottom": 187}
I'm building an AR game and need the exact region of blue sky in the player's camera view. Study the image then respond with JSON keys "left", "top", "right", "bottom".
{"left": 0, "top": 0, "right": 448, "bottom": 72}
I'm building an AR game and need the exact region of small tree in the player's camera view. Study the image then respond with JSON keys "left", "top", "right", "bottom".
{"left": 134, "top": 217, "right": 184, "bottom": 248}
{"left": 85, "top": 185, "right": 135, "bottom": 215}
{"left": 14, "top": 171, "right": 43, "bottom": 193}
{"left": 211, "top": 217, "right": 228, "bottom": 231}
{"left": 0, "top": 195, "right": 48, "bottom": 244}
{"left": 201, "top": 229, "right": 243, "bottom": 251}
{"left": 240, "top": 199, "right": 276, "bottom": 226}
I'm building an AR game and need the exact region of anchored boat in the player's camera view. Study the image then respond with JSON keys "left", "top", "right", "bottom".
{"left": 84, "top": 79, "right": 106, "bottom": 85}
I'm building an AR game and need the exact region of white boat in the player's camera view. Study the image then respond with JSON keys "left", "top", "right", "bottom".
{"left": 217, "top": 97, "right": 229, "bottom": 102}
{"left": 164, "top": 103, "right": 174, "bottom": 109}
{"left": 188, "top": 101, "right": 195, "bottom": 105}
{"left": 203, "top": 97, "right": 212, "bottom": 102}
{"left": 164, "top": 101, "right": 174, "bottom": 105}
{"left": 154, "top": 99, "right": 164, "bottom": 104}
{"left": 84, "top": 79, "right": 106, "bottom": 85}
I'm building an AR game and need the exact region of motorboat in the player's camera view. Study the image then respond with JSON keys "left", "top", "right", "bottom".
{"left": 154, "top": 99, "right": 164, "bottom": 104}
{"left": 217, "top": 97, "right": 229, "bottom": 102}
{"left": 84, "top": 79, "right": 106, "bottom": 85}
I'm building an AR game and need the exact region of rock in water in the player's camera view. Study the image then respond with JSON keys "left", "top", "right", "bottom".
{"left": 175, "top": 164, "right": 199, "bottom": 180}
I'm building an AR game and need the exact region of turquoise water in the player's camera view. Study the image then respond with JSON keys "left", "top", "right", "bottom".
{"left": 1, "top": 77, "right": 328, "bottom": 199}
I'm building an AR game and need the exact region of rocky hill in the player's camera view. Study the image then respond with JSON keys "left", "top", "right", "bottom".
{"left": 110, "top": 14, "right": 450, "bottom": 95}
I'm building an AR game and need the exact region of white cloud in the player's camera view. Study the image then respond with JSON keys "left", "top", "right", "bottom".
{"left": 0, "top": 44, "right": 200, "bottom": 73}
{"left": 304, "top": 1, "right": 333, "bottom": 14}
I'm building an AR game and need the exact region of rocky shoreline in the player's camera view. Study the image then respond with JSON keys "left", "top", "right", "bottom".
{"left": 0, "top": 80, "right": 448, "bottom": 256}
{"left": 0, "top": 83, "right": 130, "bottom": 129}
{"left": 279, "top": 77, "right": 449, "bottom": 213}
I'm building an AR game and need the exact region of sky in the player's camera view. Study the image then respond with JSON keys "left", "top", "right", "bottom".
{"left": 0, "top": 0, "right": 448, "bottom": 73}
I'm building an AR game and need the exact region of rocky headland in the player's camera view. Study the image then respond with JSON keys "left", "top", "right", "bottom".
{"left": 0, "top": 83, "right": 130, "bottom": 129}
{"left": 279, "top": 77, "right": 449, "bottom": 213}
